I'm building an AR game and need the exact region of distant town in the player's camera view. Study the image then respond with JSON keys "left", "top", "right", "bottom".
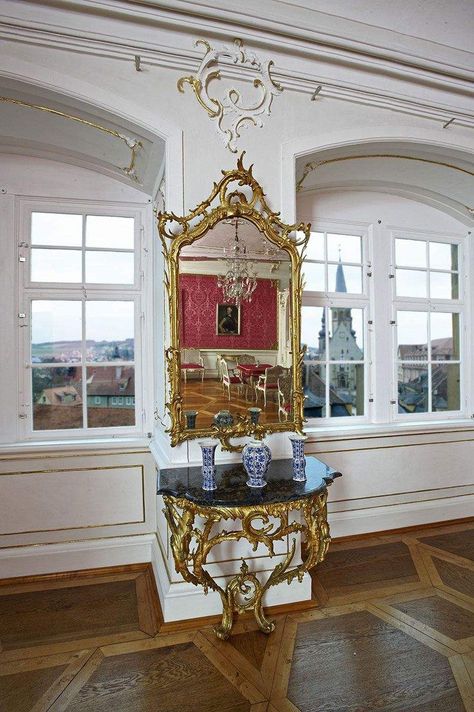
{"left": 32, "top": 338, "right": 134, "bottom": 364}
{"left": 32, "top": 340, "right": 135, "bottom": 430}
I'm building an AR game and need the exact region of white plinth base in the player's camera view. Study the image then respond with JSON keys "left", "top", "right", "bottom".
{"left": 150, "top": 536, "right": 312, "bottom": 623}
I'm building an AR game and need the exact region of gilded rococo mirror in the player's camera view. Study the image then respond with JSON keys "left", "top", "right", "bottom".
{"left": 158, "top": 154, "right": 310, "bottom": 451}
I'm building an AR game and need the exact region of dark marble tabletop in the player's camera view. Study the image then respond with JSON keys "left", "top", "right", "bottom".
{"left": 157, "top": 456, "right": 341, "bottom": 507}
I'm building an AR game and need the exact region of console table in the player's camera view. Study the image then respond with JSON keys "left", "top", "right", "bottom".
{"left": 157, "top": 456, "right": 341, "bottom": 639}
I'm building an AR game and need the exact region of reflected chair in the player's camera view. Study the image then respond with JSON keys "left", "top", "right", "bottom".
{"left": 180, "top": 348, "right": 205, "bottom": 383}
{"left": 255, "top": 365, "right": 287, "bottom": 407}
{"left": 278, "top": 373, "right": 292, "bottom": 422}
{"left": 221, "top": 359, "right": 243, "bottom": 401}
{"left": 235, "top": 354, "right": 258, "bottom": 366}
{"left": 235, "top": 355, "right": 258, "bottom": 400}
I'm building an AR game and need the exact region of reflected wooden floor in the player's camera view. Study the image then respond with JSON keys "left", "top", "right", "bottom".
{"left": 1, "top": 522, "right": 473, "bottom": 711}
{"left": 182, "top": 377, "right": 281, "bottom": 428}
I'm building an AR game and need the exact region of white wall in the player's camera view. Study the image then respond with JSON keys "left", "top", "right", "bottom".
{"left": 0, "top": 156, "right": 158, "bottom": 578}
{"left": 297, "top": 189, "right": 474, "bottom": 536}
{"left": 0, "top": 1, "right": 473, "bottom": 621}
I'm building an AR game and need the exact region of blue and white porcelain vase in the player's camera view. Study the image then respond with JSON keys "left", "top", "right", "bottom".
{"left": 184, "top": 410, "right": 198, "bottom": 429}
{"left": 289, "top": 434, "right": 307, "bottom": 481}
{"left": 242, "top": 439, "right": 272, "bottom": 488}
{"left": 198, "top": 439, "right": 218, "bottom": 491}
{"left": 247, "top": 407, "right": 262, "bottom": 426}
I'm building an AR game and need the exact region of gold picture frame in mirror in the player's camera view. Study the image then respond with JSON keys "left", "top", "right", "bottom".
{"left": 157, "top": 153, "right": 310, "bottom": 451}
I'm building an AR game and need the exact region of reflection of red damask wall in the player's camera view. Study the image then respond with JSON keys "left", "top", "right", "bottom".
{"left": 180, "top": 274, "right": 277, "bottom": 349}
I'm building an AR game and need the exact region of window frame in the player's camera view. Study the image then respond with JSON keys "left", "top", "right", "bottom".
{"left": 18, "top": 198, "right": 152, "bottom": 442}
{"left": 390, "top": 228, "right": 467, "bottom": 423}
{"left": 300, "top": 218, "right": 470, "bottom": 429}
{"left": 302, "top": 219, "right": 373, "bottom": 426}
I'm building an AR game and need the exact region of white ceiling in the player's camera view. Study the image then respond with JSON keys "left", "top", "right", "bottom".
{"left": 0, "top": 77, "right": 165, "bottom": 195}
{"left": 277, "top": 0, "right": 474, "bottom": 53}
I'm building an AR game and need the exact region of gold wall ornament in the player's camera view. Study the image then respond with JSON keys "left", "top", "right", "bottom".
{"left": 177, "top": 38, "right": 283, "bottom": 153}
{"left": 162, "top": 491, "right": 330, "bottom": 639}
{"left": 157, "top": 152, "right": 310, "bottom": 452}
{"left": 0, "top": 96, "right": 143, "bottom": 183}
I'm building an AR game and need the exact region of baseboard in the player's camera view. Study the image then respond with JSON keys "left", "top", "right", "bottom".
{"left": 328, "top": 493, "right": 474, "bottom": 539}
{"left": 332, "top": 515, "right": 473, "bottom": 543}
{"left": 0, "top": 534, "right": 156, "bottom": 580}
{"left": 1, "top": 495, "right": 471, "bottom": 622}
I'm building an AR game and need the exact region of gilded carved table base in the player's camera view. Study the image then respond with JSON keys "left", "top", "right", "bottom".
{"left": 162, "top": 493, "right": 330, "bottom": 639}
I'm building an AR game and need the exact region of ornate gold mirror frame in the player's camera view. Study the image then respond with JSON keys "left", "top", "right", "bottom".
{"left": 157, "top": 154, "right": 310, "bottom": 451}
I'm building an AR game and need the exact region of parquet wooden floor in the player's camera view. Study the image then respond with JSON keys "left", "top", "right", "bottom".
{"left": 1, "top": 522, "right": 473, "bottom": 711}
{"left": 182, "top": 378, "right": 280, "bottom": 429}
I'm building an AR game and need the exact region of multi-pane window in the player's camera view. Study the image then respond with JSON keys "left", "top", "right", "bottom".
{"left": 21, "top": 209, "right": 145, "bottom": 436}
{"left": 394, "top": 236, "right": 462, "bottom": 417}
{"left": 303, "top": 231, "right": 364, "bottom": 294}
{"left": 302, "top": 305, "right": 366, "bottom": 418}
{"left": 30, "top": 212, "right": 135, "bottom": 284}
{"left": 301, "top": 224, "right": 466, "bottom": 426}
{"left": 302, "top": 230, "right": 368, "bottom": 420}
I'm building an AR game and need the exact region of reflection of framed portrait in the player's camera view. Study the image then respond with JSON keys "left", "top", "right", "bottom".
{"left": 216, "top": 303, "right": 240, "bottom": 335}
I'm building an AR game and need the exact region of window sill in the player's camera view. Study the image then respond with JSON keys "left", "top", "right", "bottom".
{"left": 0, "top": 436, "right": 152, "bottom": 458}
{"left": 304, "top": 418, "right": 474, "bottom": 444}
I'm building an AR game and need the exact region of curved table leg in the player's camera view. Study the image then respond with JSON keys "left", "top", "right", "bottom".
{"left": 162, "top": 494, "right": 330, "bottom": 639}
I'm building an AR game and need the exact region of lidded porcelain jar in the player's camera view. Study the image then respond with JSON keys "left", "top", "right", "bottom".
{"left": 213, "top": 410, "right": 234, "bottom": 427}
{"left": 242, "top": 439, "right": 272, "bottom": 488}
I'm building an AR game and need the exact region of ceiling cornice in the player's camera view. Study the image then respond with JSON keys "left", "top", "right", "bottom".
{"left": 0, "top": 15, "right": 473, "bottom": 132}
{"left": 0, "top": 0, "right": 473, "bottom": 88}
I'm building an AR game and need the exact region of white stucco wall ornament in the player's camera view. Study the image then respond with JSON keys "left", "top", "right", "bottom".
{"left": 178, "top": 38, "right": 283, "bottom": 153}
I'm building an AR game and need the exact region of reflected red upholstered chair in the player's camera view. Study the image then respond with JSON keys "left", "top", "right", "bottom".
{"left": 235, "top": 354, "right": 258, "bottom": 400}
{"left": 221, "top": 359, "right": 243, "bottom": 401}
{"left": 180, "top": 348, "right": 205, "bottom": 383}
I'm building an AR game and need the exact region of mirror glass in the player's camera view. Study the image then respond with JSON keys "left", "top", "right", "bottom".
{"left": 178, "top": 218, "right": 292, "bottom": 431}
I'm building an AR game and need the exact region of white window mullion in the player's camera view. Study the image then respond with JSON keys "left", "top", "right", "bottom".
{"left": 427, "top": 311, "right": 432, "bottom": 413}
{"left": 372, "top": 224, "right": 393, "bottom": 423}
{"left": 81, "top": 299, "right": 87, "bottom": 429}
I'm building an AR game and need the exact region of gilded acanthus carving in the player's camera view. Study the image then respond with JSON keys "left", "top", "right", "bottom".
{"left": 162, "top": 492, "right": 330, "bottom": 639}
{"left": 177, "top": 38, "right": 283, "bottom": 153}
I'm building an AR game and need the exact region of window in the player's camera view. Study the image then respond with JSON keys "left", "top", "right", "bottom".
{"left": 301, "top": 223, "right": 466, "bottom": 426}
{"left": 20, "top": 206, "right": 149, "bottom": 438}
{"left": 394, "top": 235, "right": 462, "bottom": 418}
{"left": 302, "top": 230, "right": 369, "bottom": 421}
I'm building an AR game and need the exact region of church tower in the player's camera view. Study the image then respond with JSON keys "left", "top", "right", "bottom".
{"left": 331, "top": 259, "right": 358, "bottom": 356}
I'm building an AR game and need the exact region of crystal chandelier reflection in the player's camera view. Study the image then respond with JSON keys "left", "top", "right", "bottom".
{"left": 217, "top": 218, "right": 257, "bottom": 305}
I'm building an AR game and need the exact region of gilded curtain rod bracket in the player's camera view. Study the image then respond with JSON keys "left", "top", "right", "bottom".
{"left": 296, "top": 154, "right": 474, "bottom": 216}
{"left": 0, "top": 96, "right": 143, "bottom": 184}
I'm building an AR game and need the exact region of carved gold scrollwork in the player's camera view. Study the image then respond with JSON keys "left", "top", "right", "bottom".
{"left": 157, "top": 153, "right": 310, "bottom": 452}
{"left": 162, "top": 492, "right": 329, "bottom": 640}
{"left": 178, "top": 38, "right": 283, "bottom": 153}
